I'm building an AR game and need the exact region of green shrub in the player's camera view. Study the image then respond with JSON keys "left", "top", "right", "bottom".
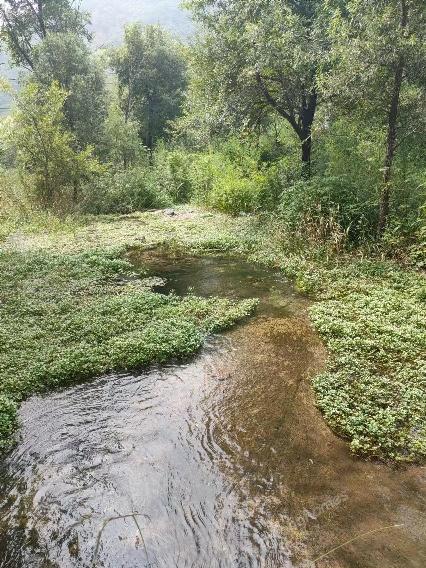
{"left": 279, "top": 175, "right": 377, "bottom": 245}
{"left": 80, "top": 167, "right": 171, "bottom": 214}
{"left": 188, "top": 152, "right": 224, "bottom": 203}
{"left": 184, "top": 151, "right": 275, "bottom": 214}
{"left": 208, "top": 170, "right": 267, "bottom": 215}
{"left": 151, "top": 146, "right": 196, "bottom": 203}
{"left": 10, "top": 82, "right": 101, "bottom": 206}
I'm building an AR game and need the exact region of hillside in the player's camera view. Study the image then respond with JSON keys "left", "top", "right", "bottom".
{"left": 82, "top": 0, "right": 193, "bottom": 44}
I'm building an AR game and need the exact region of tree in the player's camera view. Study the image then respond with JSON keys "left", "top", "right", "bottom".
{"left": 10, "top": 81, "right": 100, "bottom": 204}
{"left": 186, "top": 0, "right": 329, "bottom": 174}
{"left": 103, "top": 94, "right": 142, "bottom": 169}
{"left": 110, "top": 24, "right": 187, "bottom": 150}
{"left": 321, "top": 0, "right": 426, "bottom": 236}
{"left": 32, "top": 32, "right": 107, "bottom": 151}
{"left": 0, "top": 0, "right": 90, "bottom": 69}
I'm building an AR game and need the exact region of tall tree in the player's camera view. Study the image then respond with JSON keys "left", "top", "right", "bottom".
{"left": 0, "top": 0, "right": 89, "bottom": 69}
{"left": 103, "top": 90, "right": 142, "bottom": 169}
{"left": 9, "top": 81, "right": 99, "bottom": 204}
{"left": 186, "top": 0, "right": 329, "bottom": 174}
{"left": 110, "top": 24, "right": 187, "bottom": 150}
{"left": 321, "top": 0, "right": 426, "bottom": 235}
{"left": 32, "top": 32, "right": 107, "bottom": 151}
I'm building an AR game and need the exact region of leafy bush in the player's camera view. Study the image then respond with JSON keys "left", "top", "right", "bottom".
{"left": 10, "top": 82, "right": 101, "bottom": 206}
{"left": 188, "top": 152, "right": 224, "bottom": 203}
{"left": 279, "top": 176, "right": 376, "bottom": 246}
{"left": 103, "top": 100, "right": 143, "bottom": 168}
{"left": 151, "top": 146, "right": 196, "bottom": 203}
{"left": 207, "top": 169, "right": 268, "bottom": 215}
{"left": 80, "top": 167, "right": 172, "bottom": 214}
{"left": 146, "top": 140, "right": 286, "bottom": 214}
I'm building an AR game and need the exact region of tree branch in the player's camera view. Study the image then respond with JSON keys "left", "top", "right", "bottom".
{"left": 0, "top": 6, "right": 34, "bottom": 69}
{"left": 254, "top": 70, "right": 301, "bottom": 137}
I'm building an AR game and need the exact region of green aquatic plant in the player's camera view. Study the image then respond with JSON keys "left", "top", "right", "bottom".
{"left": 0, "top": 247, "right": 257, "bottom": 450}
{"left": 310, "top": 266, "right": 426, "bottom": 462}
{"left": 1, "top": 207, "right": 424, "bottom": 462}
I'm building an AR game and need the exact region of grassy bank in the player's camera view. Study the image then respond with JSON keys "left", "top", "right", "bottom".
{"left": 1, "top": 207, "right": 425, "bottom": 462}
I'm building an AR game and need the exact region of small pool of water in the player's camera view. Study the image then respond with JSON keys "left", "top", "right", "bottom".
{"left": 0, "top": 253, "right": 425, "bottom": 567}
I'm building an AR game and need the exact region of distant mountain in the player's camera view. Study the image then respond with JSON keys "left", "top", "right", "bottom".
{"left": 82, "top": 0, "right": 193, "bottom": 45}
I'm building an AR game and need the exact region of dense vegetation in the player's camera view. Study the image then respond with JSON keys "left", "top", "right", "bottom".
{"left": 0, "top": 0, "right": 424, "bottom": 461}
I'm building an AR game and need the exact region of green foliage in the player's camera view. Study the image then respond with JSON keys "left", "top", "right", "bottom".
{"left": 150, "top": 146, "right": 196, "bottom": 203}
{"left": 103, "top": 97, "right": 142, "bottom": 168}
{"left": 0, "top": 0, "right": 90, "bottom": 69}
{"left": 320, "top": 0, "right": 426, "bottom": 120}
{"left": 9, "top": 81, "right": 101, "bottom": 205}
{"left": 184, "top": 0, "right": 328, "bottom": 165}
{"left": 149, "top": 134, "right": 290, "bottom": 214}
{"left": 80, "top": 166, "right": 171, "bottom": 214}
{"left": 311, "top": 264, "right": 426, "bottom": 462}
{"left": 158, "top": 149, "right": 271, "bottom": 214}
{"left": 274, "top": 114, "right": 426, "bottom": 245}
{"left": 110, "top": 23, "right": 187, "bottom": 149}
{"left": 278, "top": 176, "right": 372, "bottom": 246}
{"left": 320, "top": 0, "right": 426, "bottom": 234}
{"left": 33, "top": 32, "right": 108, "bottom": 151}
{"left": 0, "top": 246, "right": 257, "bottom": 450}
{"left": 207, "top": 169, "right": 267, "bottom": 215}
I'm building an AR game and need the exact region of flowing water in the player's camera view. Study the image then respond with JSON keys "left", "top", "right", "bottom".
{"left": 0, "top": 253, "right": 425, "bottom": 568}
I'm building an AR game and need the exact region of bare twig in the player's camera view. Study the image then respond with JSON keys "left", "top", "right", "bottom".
{"left": 313, "top": 524, "right": 404, "bottom": 564}
{"left": 92, "top": 513, "right": 150, "bottom": 567}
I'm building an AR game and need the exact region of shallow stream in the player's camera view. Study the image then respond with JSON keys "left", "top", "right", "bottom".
{"left": 0, "top": 254, "right": 425, "bottom": 567}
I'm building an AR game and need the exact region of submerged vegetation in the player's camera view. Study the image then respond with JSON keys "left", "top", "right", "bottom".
{"left": 0, "top": 1, "right": 425, "bottom": 462}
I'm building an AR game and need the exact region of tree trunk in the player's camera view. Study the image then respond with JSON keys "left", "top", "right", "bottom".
{"left": 301, "top": 134, "right": 312, "bottom": 177}
{"left": 299, "top": 90, "right": 317, "bottom": 178}
{"left": 36, "top": 0, "right": 47, "bottom": 37}
{"left": 255, "top": 71, "right": 317, "bottom": 175}
{"left": 0, "top": 7, "right": 34, "bottom": 69}
{"left": 377, "top": 0, "right": 408, "bottom": 237}
{"left": 73, "top": 180, "right": 79, "bottom": 204}
{"left": 146, "top": 97, "right": 154, "bottom": 163}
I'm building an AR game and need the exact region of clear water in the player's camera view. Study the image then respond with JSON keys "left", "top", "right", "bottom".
{"left": 0, "top": 253, "right": 425, "bottom": 567}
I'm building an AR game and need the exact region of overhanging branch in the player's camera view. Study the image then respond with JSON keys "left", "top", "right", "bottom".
{"left": 254, "top": 70, "right": 301, "bottom": 137}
